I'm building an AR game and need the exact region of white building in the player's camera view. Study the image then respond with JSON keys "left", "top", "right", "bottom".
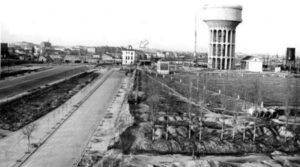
{"left": 87, "top": 47, "right": 96, "bottom": 54}
{"left": 157, "top": 60, "right": 170, "bottom": 74}
{"left": 122, "top": 46, "right": 138, "bottom": 65}
{"left": 240, "top": 56, "right": 263, "bottom": 72}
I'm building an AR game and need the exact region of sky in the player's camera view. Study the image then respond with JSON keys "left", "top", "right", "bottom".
{"left": 1, "top": 0, "right": 300, "bottom": 56}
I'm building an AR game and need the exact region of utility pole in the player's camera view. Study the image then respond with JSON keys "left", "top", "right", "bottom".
{"left": 0, "top": 51, "right": 1, "bottom": 79}
{"left": 194, "top": 15, "right": 197, "bottom": 59}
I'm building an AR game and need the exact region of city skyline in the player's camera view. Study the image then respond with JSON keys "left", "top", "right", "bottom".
{"left": 1, "top": 0, "right": 300, "bottom": 56}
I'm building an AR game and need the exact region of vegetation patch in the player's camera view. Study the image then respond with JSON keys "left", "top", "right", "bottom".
{"left": 0, "top": 71, "right": 100, "bottom": 131}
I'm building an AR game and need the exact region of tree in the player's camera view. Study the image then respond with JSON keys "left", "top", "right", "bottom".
{"left": 220, "top": 73, "right": 227, "bottom": 141}
{"left": 199, "top": 73, "right": 206, "bottom": 142}
{"left": 22, "top": 123, "right": 38, "bottom": 153}
{"left": 146, "top": 78, "right": 160, "bottom": 141}
{"left": 252, "top": 76, "right": 262, "bottom": 142}
{"left": 284, "top": 76, "right": 292, "bottom": 142}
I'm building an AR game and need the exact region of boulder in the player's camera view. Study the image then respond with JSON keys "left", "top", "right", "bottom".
{"left": 167, "top": 126, "right": 177, "bottom": 136}
{"left": 176, "top": 126, "right": 188, "bottom": 138}
{"left": 278, "top": 126, "right": 294, "bottom": 138}
{"left": 175, "top": 116, "right": 183, "bottom": 121}
{"left": 168, "top": 116, "right": 176, "bottom": 122}
{"left": 154, "top": 128, "right": 164, "bottom": 140}
{"left": 158, "top": 116, "right": 166, "bottom": 122}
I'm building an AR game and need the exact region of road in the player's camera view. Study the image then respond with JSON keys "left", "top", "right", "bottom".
{"left": 0, "top": 65, "right": 89, "bottom": 100}
{"left": 20, "top": 70, "right": 124, "bottom": 167}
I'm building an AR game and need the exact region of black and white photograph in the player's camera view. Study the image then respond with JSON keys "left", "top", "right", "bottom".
{"left": 0, "top": 0, "right": 300, "bottom": 166}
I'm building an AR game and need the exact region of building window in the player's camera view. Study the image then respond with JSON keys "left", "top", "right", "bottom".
{"left": 217, "top": 44, "right": 221, "bottom": 56}
{"left": 218, "top": 30, "right": 222, "bottom": 42}
{"left": 213, "top": 44, "right": 216, "bottom": 56}
{"left": 223, "top": 30, "right": 226, "bottom": 43}
{"left": 213, "top": 30, "right": 217, "bottom": 42}
{"left": 227, "top": 45, "right": 230, "bottom": 57}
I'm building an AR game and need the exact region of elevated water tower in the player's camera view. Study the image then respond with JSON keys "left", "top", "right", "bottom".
{"left": 203, "top": 4, "right": 242, "bottom": 70}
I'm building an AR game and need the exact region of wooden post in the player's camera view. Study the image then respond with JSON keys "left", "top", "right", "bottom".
{"left": 253, "top": 123, "right": 256, "bottom": 142}
{"left": 243, "top": 121, "right": 246, "bottom": 141}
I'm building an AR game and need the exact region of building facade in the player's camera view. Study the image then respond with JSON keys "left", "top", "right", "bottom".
{"left": 203, "top": 5, "right": 242, "bottom": 70}
{"left": 240, "top": 56, "right": 263, "bottom": 72}
{"left": 157, "top": 60, "right": 170, "bottom": 74}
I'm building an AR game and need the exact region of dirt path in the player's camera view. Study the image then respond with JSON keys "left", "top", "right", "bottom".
{"left": 19, "top": 70, "right": 124, "bottom": 167}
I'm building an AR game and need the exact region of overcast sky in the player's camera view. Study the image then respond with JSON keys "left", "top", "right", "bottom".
{"left": 1, "top": 0, "right": 300, "bottom": 55}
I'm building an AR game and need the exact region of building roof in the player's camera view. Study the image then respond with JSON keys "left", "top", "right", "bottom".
{"left": 241, "top": 56, "right": 262, "bottom": 62}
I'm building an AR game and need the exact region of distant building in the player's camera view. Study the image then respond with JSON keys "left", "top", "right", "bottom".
{"left": 38, "top": 55, "right": 47, "bottom": 62}
{"left": 64, "top": 55, "right": 81, "bottom": 63}
{"left": 122, "top": 45, "right": 138, "bottom": 65}
{"left": 40, "top": 41, "right": 52, "bottom": 55}
{"left": 92, "top": 55, "right": 101, "bottom": 59}
{"left": 240, "top": 56, "right": 263, "bottom": 72}
{"left": 1, "top": 43, "right": 9, "bottom": 58}
{"left": 87, "top": 47, "right": 96, "bottom": 54}
{"left": 49, "top": 54, "right": 63, "bottom": 63}
{"left": 102, "top": 53, "right": 115, "bottom": 63}
{"left": 41, "top": 41, "right": 52, "bottom": 48}
{"left": 157, "top": 60, "right": 170, "bottom": 74}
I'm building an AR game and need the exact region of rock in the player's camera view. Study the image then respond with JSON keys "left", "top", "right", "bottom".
{"left": 278, "top": 126, "right": 294, "bottom": 138}
{"left": 137, "top": 103, "right": 150, "bottom": 113}
{"left": 271, "top": 150, "right": 286, "bottom": 156}
{"left": 139, "top": 113, "right": 150, "bottom": 121}
{"left": 283, "top": 160, "right": 293, "bottom": 167}
{"left": 224, "top": 119, "right": 234, "bottom": 126}
{"left": 152, "top": 140, "right": 169, "bottom": 153}
{"left": 176, "top": 126, "right": 188, "bottom": 138}
{"left": 241, "top": 162, "right": 269, "bottom": 167}
{"left": 204, "top": 117, "right": 217, "bottom": 122}
{"left": 154, "top": 128, "right": 164, "bottom": 140}
{"left": 190, "top": 125, "right": 199, "bottom": 132}
{"left": 183, "top": 116, "right": 189, "bottom": 121}
{"left": 158, "top": 111, "right": 166, "bottom": 115}
{"left": 197, "top": 160, "right": 213, "bottom": 167}
{"left": 175, "top": 116, "right": 183, "bottom": 121}
{"left": 185, "top": 161, "right": 198, "bottom": 167}
{"left": 168, "top": 116, "right": 176, "bottom": 122}
{"left": 169, "top": 140, "right": 181, "bottom": 152}
{"left": 262, "top": 127, "right": 273, "bottom": 137}
{"left": 158, "top": 116, "right": 166, "bottom": 122}
{"left": 170, "top": 162, "right": 183, "bottom": 167}
{"left": 167, "top": 126, "right": 177, "bottom": 136}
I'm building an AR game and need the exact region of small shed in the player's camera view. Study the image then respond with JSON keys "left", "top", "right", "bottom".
{"left": 240, "top": 56, "right": 263, "bottom": 72}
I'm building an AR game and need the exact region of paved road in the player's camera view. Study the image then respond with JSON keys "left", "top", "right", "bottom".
{"left": 0, "top": 65, "right": 89, "bottom": 100}
{"left": 21, "top": 70, "right": 124, "bottom": 167}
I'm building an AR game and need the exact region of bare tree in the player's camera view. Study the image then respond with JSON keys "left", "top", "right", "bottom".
{"left": 199, "top": 73, "right": 206, "bottom": 141}
{"left": 188, "top": 80, "right": 192, "bottom": 139}
{"left": 284, "top": 76, "right": 291, "bottom": 142}
{"left": 220, "top": 73, "right": 227, "bottom": 141}
{"left": 253, "top": 75, "right": 262, "bottom": 142}
{"left": 232, "top": 98, "right": 238, "bottom": 140}
{"left": 146, "top": 77, "right": 160, "bottom": 141}
{"left": 22, "top": 123, "right": 38, "bottom": 153}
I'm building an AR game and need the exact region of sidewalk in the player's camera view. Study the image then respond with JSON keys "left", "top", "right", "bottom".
{"left": 0, "top": 68, "right": 113, "bottom": 167}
